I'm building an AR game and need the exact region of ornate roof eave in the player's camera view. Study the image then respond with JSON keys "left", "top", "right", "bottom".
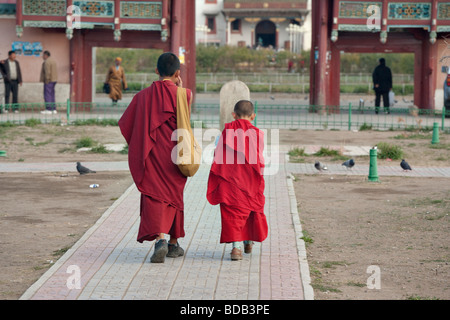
{"left": 222, "top": 8, "right": 308, "bottom": 18}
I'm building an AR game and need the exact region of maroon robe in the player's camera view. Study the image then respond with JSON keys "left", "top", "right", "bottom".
{"left": 119, "top": 80, "right": 192, "bottom": 242}
{"left": 207, "top": 119, "right": 268, "bottom": 243}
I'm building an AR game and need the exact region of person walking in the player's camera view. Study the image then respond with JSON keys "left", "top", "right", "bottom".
{"left": 105, "top": 57, "right": 128, "bottom": 104}
{"left": 40, "top": 50, "right": 58, "bottom": 114}
{"left": 206, "top": 100, "right": 268, "bottom": 261}
{"left": 0, "top": 50, "right": 22, "bottom": 113}
{"left": 372, "top": 58, "right": 393, "bottom": 114}
{"left": 118, "top": 52, "right": 191, "bottom": 263}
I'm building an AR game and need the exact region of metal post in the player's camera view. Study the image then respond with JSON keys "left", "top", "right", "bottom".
{"left": 431, "top": 122, "right": 440, "bottom": 144}
{"left": 442, "top": 106, "right": 446, "bottom": 131}
{"left": 254, "top": 101, "right": 258, "bottom": 127}
{"left": 348, "top": 103, "right": 352, "bottom": 131}
{"left": 368, "top": 148, "right": 379, "bottom": 182}
{"left": 66, "top": 99, "right": 71, "bottom": 123}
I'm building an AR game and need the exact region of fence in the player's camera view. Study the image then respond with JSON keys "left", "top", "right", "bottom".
{"left": 95, "top": 72, "right": 415, "bottom": 95}
{"left": 192, "top": 103, "right": 450, "bottom": 131}
{"left": 1, "top": 101, "right": 448, "bottom": 132}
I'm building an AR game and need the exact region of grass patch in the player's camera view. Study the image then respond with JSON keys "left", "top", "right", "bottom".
{"left": 75, "top": 137, "right": 95, "bottom": 148}
{"left": 119, "top": 144, "right": 128, "bottom": 154}
{"left": 377, "top": 142, "right": 403, "bottom": 160}
{"left": 409, "top": 197, "right": 449, "bottom": 209}
{"left": 393, "top": 133, "right": 432, "bottom": 140}
{"left": 311, "top": 279, "right": 342, "bottom": 293}
{"left": 322, "top": 261, "right": 348, "bottom": 269}
{"left": 300, "top": 230, "right": 314, "bottom": 246}
{"left": 24, "top": 118, "right": 42, "bottom": 127}
{"left": 288, "top": 147, "right": 306, "bottom": 157}
{"left": 407, "top": 295, "right": 440, "bottom": 300}
{"left": 429, "top": 143, "right": 450, "bottom": 150}
{"left": 0, "top": 121, "right": 15, "bottom": 128}
{"left": 346, "top": 281, "right": 366, "bottom": 287}
{"left": 25, "top": 137, "right": 53, "bottom": 147}
{"left": 72, "top": 119, "right": 118, "bottom": 126}
{"left": 288, "top": 147, "right": 307, "bottom": 163}
{"left": 52, "top": 246, "right": 71, "bottom": 258}
{"left": 89, "top": 144, "right": 111, "bottom": 154}
{"left": 314, "top": 147, "right": 341, "bottom": 157}
{"left": 359, "top": 123, "right": 372, "bottom": 131}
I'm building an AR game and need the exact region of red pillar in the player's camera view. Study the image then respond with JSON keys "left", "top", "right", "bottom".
{"left": 420, "top": 36, "right": 437, "bottom": 109}
{"left": 329, "top": 42, "right": 340, "bottom": 110}
{"left": 70, "top": 30, "right": 89, "bottom": 103}
{"left": 171, "top": 0, "right": 196, "bottom": 99}
{"left": 310, "top": 0, "right": 331, "bottom": 111}
{"left": 16, "top": 0, "right": 23, "bottom": 37}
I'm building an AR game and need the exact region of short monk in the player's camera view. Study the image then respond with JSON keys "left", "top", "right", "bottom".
{"left": 207, "top": 100, "right": 268, "bottom": 260}
{"left": 119, "top": 52, "right": 192, "bottom": 263}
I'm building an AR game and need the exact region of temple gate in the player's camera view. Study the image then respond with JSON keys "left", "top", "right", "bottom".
{"left": 11, "top": 0, "right": 195, "bottom": 103}
{"left": 310, "top": 0, "right": 450, "bottom": 110}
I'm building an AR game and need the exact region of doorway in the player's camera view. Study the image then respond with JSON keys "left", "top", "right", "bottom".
{"left": 93, "top": 47, "right": 163, "bottom": 102}
{"left": 255, "top": 20, "right": 276, "bottom": 48}
{"left": 339, "top": 52, "right": 415, "bottom": 107}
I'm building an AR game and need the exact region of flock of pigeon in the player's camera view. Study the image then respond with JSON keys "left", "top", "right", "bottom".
{"left": 314, "top": 158, "right": 412, "bottom": 172}
{"left": 76, "top": 158, "right": 413, "bottom": 176}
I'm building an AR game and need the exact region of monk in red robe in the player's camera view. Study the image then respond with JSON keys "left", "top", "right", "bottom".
{"left": 207, "top": 100, "right": 268, "bottom": 260}
{"left": 118, "top": 53, "right": 192, "bottom": 263}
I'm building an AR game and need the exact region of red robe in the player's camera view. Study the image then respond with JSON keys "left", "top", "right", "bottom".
{"left": 207, "top": 119, "right": 268, "bottom": 243}
{"left": 119, "top": 80, "right": 192, "bottom": 242}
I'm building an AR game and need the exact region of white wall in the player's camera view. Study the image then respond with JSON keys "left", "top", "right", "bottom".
{"left": 302, "top": 0, "right": 312, "bottom": 51}
{"left": 195, "top": 0, "right": 226, "bottom": 45}
{"left": 195, "top": 0, "right": 312, "bottom": 51}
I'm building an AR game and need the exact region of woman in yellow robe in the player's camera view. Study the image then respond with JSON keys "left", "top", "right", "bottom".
{"left": 106, "top": 57, "right": 128, "bottom": 103}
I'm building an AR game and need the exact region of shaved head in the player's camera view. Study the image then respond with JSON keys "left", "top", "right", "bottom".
{"left": 234, "top": 100, "right": 254, "bottom": 118}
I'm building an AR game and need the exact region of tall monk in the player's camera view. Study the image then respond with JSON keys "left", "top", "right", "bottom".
{"left": 118, "top": 53, "right": 192, "bottom": 263}
{"left": 207, "top": 100, "right": 268, "bottom": 261}
{"left": 106, "top": 57, "right": 128, "bottom": 103}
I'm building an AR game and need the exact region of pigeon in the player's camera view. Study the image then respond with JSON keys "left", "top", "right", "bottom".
{"left": 314, "top": 161, "right": 327, "bottom": 171}
{"left": 400, "top": 159, "right": 412, "bottom": 171}
{"left": 342, "top": 159, "right": 355, "bottom": 169}
{"left": 76, "top": 162, "right": 96, "bottom": 175}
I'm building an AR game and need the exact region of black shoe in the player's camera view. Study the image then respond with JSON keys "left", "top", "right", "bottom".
{"left": 150, "top": 239, "right": 168, "bottom": 263}
{"left": 167, "top": 242, "right": 184, "bottom": 258}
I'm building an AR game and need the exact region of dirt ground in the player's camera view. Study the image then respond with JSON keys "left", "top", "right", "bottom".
{"left": 0, "top": 123, "right": 449, "bottom": 300}
{"left": 0, "top": 124, "right": 132, "bottom": 300}
{"left": 285, "top": 130, "right": 450, "bottom": 300}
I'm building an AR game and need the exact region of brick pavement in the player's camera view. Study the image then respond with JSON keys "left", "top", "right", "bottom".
{"left": 19, "top": 153, "right": 313, "bottom": 300}
{"left": 16, "top": 152, "right": 450, "bottom": 301}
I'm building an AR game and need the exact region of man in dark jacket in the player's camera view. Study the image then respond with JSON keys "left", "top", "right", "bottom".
{"left": 372, "top": 58, "right": 392, "bottom": 114}
{"left": 0, "top": 50, "right": 23, "bottom": 113}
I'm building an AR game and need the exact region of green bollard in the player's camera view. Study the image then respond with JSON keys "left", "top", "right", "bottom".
{"left": 66, "top": 99, "right": 71, "bottom": 124}
{"left": 431, "top": 122, "right": 439, "bottom": 144}
{"left": 348, "top": 103, "right": 352, "bottom": 131}
{"left": 368, "top": 148, "right": 379, "bottom": 182}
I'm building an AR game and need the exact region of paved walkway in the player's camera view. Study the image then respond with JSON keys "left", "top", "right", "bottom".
{"left": 17, "top": 153, "right": 312, "bottom": 301}
{"left": 11, "top": 149, "right": 450, "bottom": 301}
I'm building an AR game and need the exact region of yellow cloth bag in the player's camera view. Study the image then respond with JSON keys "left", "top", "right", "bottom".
{"left": 176, "top": 87, "right": 202, "bottom": 177}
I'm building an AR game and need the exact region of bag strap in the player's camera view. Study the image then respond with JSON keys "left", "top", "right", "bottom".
{"left": 176, "top": 87, "right": 190, "bottom": 128}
